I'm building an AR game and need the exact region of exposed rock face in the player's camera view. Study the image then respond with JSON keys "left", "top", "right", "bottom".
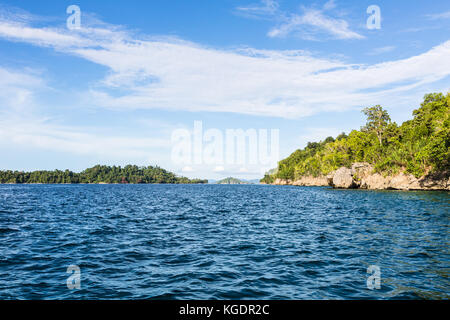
{"left": 418, "top": 171, "right": 450, "bottom": 190}
{"left": 326, "top": 172, "right": 335, "bottom": 186}
{"left": 351, "top": 162, "right": 373, "bottom": 180}
{"left": 269, "top": 163, "right": 449, "bottom": 190}
{"left": 332, "top": 162, "right": 449, "bottom": 190}
{"left": 273, "top": 178, "right": 292, "bottom": 185}
{"left": 332, "top": 167, "right": 356, "bottom": 188}
{"left": 292, "top": 176, "right": 328, "bottom": 186}
{"left": 360, "top": 173, "right": 389, "bottom": 189}
{"left": 273, "top": 176, "right": 328, "bottom": 186}
{"left": 389, "top": 173, "right": 420, "bottom": 190}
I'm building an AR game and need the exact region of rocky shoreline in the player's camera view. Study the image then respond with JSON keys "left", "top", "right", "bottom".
{"left": 267, "top": 162, "right": 450, "bottom": 191}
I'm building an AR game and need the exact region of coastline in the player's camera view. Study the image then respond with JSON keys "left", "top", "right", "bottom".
{"left": 268, "top": 162, "right": 450, "bottom": 191}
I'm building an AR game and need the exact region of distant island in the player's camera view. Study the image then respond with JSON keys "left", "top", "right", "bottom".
{"left": 261, "top": 92, "right": 449, "bottom": 191}
{"left": 216, "top": 177, "right": 250, "bottom": 184}
{"left": 0, "top": 165, "right": 208, "bottom": 184}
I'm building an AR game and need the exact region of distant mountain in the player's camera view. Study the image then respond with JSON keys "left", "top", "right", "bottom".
{"left": 216, "top": 177, "right": 250, "bottom": 184}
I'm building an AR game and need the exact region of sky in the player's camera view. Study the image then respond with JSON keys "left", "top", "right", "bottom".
{"left": 0, "top": 0, "right": 449, "bottom": 180}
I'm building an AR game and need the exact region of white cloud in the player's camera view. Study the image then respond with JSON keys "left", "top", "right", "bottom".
{"left": 0, "top": 66, "right": 44, "bottom": 114}
{"left": 426, "top": 11, "right": 450, "bottom": 20}
{"left": 0, "top": 11, "right": 449, "bottom": 122}
{"left": 0, "top": 64, "right": 172, "bottom": 165}
{"left": 0, "top": 116, "right": 169, "bottom": 160}
{"left": 367, "top": 46, "right": 396, "bottom": 56}
{"left": 268, "top": 8, "right": 364, "bottom": 40}
{"left": 181, "top": 166, "right": 194, "bottom": 172}
{"left": 235, "top": 0, "right": 279, "bottom": 18}
{"left": 236, "top": 1, "right": 362, "bottom": 40}
{"left": 299, "top": 127, "right": 344, "bottom": 148}
{"left": 323, "top": 0, "right": 337, "bottom": 11}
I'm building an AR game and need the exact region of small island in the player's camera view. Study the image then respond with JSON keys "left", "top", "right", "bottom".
{"left": 0, "top": 165, "right": 208, "bottom": 184}
{"left": 216, "top": 177, "right": 250, "bottom": 184}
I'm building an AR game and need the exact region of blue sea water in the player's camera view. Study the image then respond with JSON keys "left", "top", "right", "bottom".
{"left": 0, "top": 184, "right": 448, "bottom": 300}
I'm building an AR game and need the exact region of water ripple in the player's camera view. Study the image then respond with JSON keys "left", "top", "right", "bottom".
{"left": 0, "top": 184, "right": 449, "bottom": 299}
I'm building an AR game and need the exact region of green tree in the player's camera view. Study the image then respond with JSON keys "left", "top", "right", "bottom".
{"left": 362, "top": 105, "right": 391, "bottom": 146}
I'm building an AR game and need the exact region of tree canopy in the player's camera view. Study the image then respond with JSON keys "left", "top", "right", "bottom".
{"left": 0, "top": 165, "right": 208, "bottom": 184}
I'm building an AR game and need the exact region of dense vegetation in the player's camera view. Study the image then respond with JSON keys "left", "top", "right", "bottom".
{"left": 262, "top": 93, "right": 450, "bottom": 183}
{"left": 0, "top": 165, "right": 208, "bottom": 184}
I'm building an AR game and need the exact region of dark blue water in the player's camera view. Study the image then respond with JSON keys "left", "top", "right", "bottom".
{"left": 0, "top": 184, "right": 448, "bottom": 299}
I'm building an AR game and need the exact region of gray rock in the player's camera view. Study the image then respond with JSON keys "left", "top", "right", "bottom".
{"left": 332, "top": 167, "right": 356, "bottom": 188}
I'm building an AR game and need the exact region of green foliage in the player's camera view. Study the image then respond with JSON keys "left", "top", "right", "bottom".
{"left": 0, "top": 165, "right": 207, "bottom": 184}
{"left": 261, "top": 92, "right": 450, "bottom": 183}
{"left": 362, "top": 105, "right": 391, "bottom": 146}
{"left": 260, "top": 173, "right": 275, "bottom": 184}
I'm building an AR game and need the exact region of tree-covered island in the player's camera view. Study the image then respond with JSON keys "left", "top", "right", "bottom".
{"left": 0, "top": 165, "right": 208, "bottom": 184}
{"left": 261, "top": 93, "right": 449, "bottom": 190}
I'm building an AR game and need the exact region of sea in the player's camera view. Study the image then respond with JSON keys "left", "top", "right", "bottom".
{"left": 0, "top": 184, "right": 448, "bottom": 299}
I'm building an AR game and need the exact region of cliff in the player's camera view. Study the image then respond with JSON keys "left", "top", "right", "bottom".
{"left": 270, "top": 162, "right": 449, "bottom": 191}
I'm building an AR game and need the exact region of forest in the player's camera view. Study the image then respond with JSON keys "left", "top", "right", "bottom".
{"left": 261, "top": 93, "right": 450, "bottom": 183}
{"left": 0, "top": 165, "right": 208, "bottom": 184}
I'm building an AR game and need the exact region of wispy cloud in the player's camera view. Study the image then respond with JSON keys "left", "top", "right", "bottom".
{"left": 0, "top": 10, "right": 449, "bottom": 121}
{"left": 235, "top": 0, "right": 279, "bottom": 19}
{"left": 0, "top": 65, "right": 169, "bottom": 163}
{"left": 426, "top": 11, "right": 450, "bottom": 20}
{"left": 299, "top": 127, "right": 343, "bottom": 148}
{"left": 0, "top": 66, "right": 44, "bottom": 114}
{"left": 323, "top": 0, "right": 337, "bottom": 11}
{"left": 268, "top": 8, "right": 364, "bottom": 40}
{"left": 236, "top": 0, "right": 363, "bottom": 40}
{"left": 367, "top": 46, "right": 396, "bottom": 56}
{"left": 0, "top": 114, "right": 170, "bottom": 160}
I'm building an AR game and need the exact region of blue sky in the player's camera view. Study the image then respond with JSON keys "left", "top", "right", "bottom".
{"left": 0, "top": 0, "right": 449, "bottom": 180}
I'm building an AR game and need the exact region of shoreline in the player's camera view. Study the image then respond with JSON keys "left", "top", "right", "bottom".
{"left": 266, "top": 162, "right": 449, "bottom": 191}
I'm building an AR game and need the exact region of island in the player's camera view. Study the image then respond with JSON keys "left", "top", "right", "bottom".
{"left": 0, "top": 165, "right": 208, "bottom": 184}
{"left": 216, "top": 177, "right": 250, "bottom": 184}
{"left": 261, "top": 92, "right": 449, "bottom": 191}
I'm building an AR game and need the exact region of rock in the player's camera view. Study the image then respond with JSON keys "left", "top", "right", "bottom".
{"left": 418, "top": 171, "right": 450, "bottom": 190}
{"left": 351, "top": 162, "right": 373, "bottom": 178}
{"left": 332, "top": 167, "right": 356, "bottom": 188}
{"left": 350, "top": 162, "right": 373, "bottom": 188}
{"left": 269, "top": 164, "right": 449, "bottom": 191}
{"left": 292, "top": 176, "right": 328, "bottom": 186}
{"left": 273, "top": 178, "right": 292, "bottom": 185}
{"left": 326, "top": 171, "right": 335, "bottom": 186}
{"left": 360, "top": 173, "right": 390, "bottom": 190}
{"left": 389, "top": 173, "right": 420, "bottom": 190}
